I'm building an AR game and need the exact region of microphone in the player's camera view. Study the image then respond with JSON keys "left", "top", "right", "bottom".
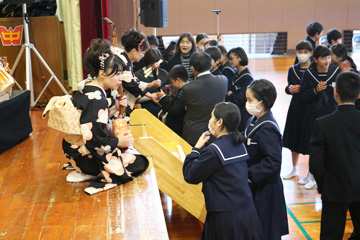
{"left": 211, "top": 10, "right": 221, "bottom": 14}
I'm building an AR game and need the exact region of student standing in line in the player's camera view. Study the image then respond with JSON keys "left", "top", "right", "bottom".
{"left": 195, "top": 33, "right": 209, "bottom": 52}
{"left": 183, "top": 102, "right": 264, "bottom": 240}
{"left": 297, "top": 45, "right": 341, "bottom": 189}
{"left": 244, "top": 79, "right": 289, "bottom": 240}
{"left": 283, "top": 40, "right": 313, "bottom": 179}
{"left": 309, "top": 71, "right": 360, "bottom": 240}
{"left": 226, "top": 47, "right": 253, "bottom": 132}
{"left": 330, "top": 44, "right": 358, "bottom": 73}
{"left": 327, "top": 28, "right": 342, "bottom": 48}
{"left": 156, "top": 65, "right": 189, "bottom": 136}
{"left": 218, "top": 45, "right": 235, "bottom": 91}
{"left": 135, "top": 48, "right": 168, "bottom": 117}
{"left": 205, "top": 46, "right": 224, "bottom": 76}
{"left": 167, "top": 32, "right": 196, "bottom": 80}
{"left": 294, "top": 21, "right": 323, "bottom": 64}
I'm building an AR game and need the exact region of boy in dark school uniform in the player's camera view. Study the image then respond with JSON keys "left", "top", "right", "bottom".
{"left": 327, "top": 28, "right": 342, "bottom": 48}
{"left": 205, "top": 46, "right": 224, "bottom": 76}
{"left": 294, "top": 21, "right": 323, "bottom": 64}
{"left": 309, "top": 71, "right": 360, "bottom": 240}
{"left": 156, "top": 65, "right": 189, "bottom": 136}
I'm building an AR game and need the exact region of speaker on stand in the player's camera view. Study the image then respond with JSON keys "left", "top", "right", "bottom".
{"left": 140, "top": 0, "right": 167, "bottom": 29}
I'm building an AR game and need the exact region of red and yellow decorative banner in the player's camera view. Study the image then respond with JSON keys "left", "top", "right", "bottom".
{"left": 0, "top": 25, "right": 23, "bottom": 46}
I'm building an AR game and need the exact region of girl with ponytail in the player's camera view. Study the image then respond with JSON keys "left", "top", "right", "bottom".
{"left": 183, "top": 102, "right": 263, "bottom": 240}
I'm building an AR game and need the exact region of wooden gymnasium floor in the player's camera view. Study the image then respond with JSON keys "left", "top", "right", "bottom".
{"left": 0, "top": 56, "right": 355, "bottom": 240}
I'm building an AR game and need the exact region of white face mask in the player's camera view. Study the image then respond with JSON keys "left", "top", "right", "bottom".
{"left": 246, "top": 101, "right": 263, "bottom": 117}
{"left": 297, "top": 53, "right": 311, "bottom": 63}
{"left": 208, "top": 122, "right": 217, "bottom": 135}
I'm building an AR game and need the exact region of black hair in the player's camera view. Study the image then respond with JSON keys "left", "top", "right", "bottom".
{"left": 168, "top": 64, "right": 189, "bottom": 82}
{"left": 196, "top": 33, "right": 209, "bottom": 43}
{"left": 121, "top": 28, "right": 150, "bottom": 53}
{"left": 205, "top": 46, "right": 222, "bottom": 62}
{"left": 147, "top": 34, "right": 159, "bottom": 47}
{"left": 83, "top": 38, "right": 125, "bottom": 78}
{"left": 175, "top": 32, "right": 196, "bottom": 55}
{"left": 313, "top": 45, "right": 331, "bottom": 59}
{"left": 227, "top": 47, "right": 248, "bottom": 66}
{"left": 217, "top": 45, "right": 228, "bottom": 55}
{"left": 335, "top": 71, "right": 360, "bottom": 102}
{"left": 327, "top": 29, "right": 342, "bottom": 44}
{"left": 204, "top": 39, "right": 218, "bottom": 48}
{"left": 330, "top": 44, "right": 357, "bottom": 70}
{"left": 190, "top": 51, "right": 211, "bottom": 72}
{"left": 213, "top": 102, "right": 245, "bottom": 145}
{"left": 306, "top": 21, "right": 323, "bottom": 37}
{"left": 296, "top": 40, "right": 313, "bottom": 51}
{"left": 247, "top": 79, "right": 277, "bottom": 111}
{"left": 143, "top": 48, "right": 163, "bottom": 67}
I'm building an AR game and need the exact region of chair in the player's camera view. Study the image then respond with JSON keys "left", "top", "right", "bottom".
{"left": 352, "top": 35, "right": 360, "bottom": 53}
{"left": 319, "top": 36, "right": 328, "bottom": 46}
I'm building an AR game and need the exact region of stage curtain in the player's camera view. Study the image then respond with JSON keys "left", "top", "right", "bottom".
{"left": 56, "top": 0, "right": 83, "bottom": 91}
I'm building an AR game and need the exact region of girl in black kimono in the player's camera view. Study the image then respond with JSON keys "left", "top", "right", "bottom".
{"left": 244, "top": 79, "right": 289, "bottom": 240}
{"left": 283, "top": 40, "right": 313, "bottom": 179}
{"left": 298, "top": 45, "right": 341, "bottom": 189}
{"left": 183, "top": 102, "right": 263, "bottom": 240}
{"left": 226, "top": 47, "right": 253, "bottom": 132}
{"left": 62, "top": 39, "right": 149, "bottom": 195}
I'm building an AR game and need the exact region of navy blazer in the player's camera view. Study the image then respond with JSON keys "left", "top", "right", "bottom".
{"left": 310, "top": 104, "right": 360, "bottom": 203}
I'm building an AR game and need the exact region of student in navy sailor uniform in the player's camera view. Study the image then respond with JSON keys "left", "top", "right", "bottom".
{"left": 309, "top": 72, "right": 360, "bottom": 239}
{"left": 294, "top": 21, "right": 323, "bottom": 64}
{"left": 283, "top": 40, "right": 313, "bottom": 180}
{"left": 135, "top": 48, "right": 169, "bottom": 117}
{"left": 218, "top": 45, "right": 235, "bottom": 91}
{"left": 183, "top": 102, "right": 264, "bottom": 240}
{"left": 62, "top": 39, "right": 149, "bottom": 195}
{"left": 330, "top": 44, "right": 358, "bottom": 73}
{"left": 297, "top": 46, "right": 341, "bottom": 189}
{"left": 167, "top": 32, "right": 196, "bottom": 81}
{"left": 244, "top": 79, "right": 289, "bottom": 240}
{"left": 226, "top": 47, "right": 253, "bottom": 132}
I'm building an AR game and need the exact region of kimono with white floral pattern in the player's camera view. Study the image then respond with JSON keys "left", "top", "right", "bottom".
{"left": 62, "top": 84, "right": 148, "bottom": 194}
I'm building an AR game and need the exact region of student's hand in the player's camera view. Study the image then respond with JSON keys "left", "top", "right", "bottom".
{"left": 227, "top": 90, "right": 233, "bottom": 96}
{"left": 194, "top": 131, "right": 211, "bottom": 149}
{"left": 122, "top": 71, "right": 133, "bottom": 83}
{"left": 151, "top": 79, "right": 161, "bottom": 88}
{"left": 316, "top": 81, "right": 327, "bottom": 92}
{"left": 117, "top": 131, "right": 134, "bottom": 148}
{"left": 289, "top": 85, "right": 300, "bottom": 93}
{"left": 115, "top": 96, "right": 127, "bottom": 111}
{"left": 156, "top": 90, "right": 165, "bottom": 99}
{"left": 341, "top": 60, "right": 351, "bottom": 72}
{"left": 151, "top": 93, "right": 160, "bottom": 104}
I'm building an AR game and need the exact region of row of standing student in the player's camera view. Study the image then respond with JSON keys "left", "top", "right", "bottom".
{"left": 283, "top": 41, "right": 359, "bottom": 190}
{"left": 182, "top": 80, "right": 289, "bottom": 239}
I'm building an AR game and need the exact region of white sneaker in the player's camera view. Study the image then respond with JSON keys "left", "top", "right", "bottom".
{"left": 283, "top": 169, "right": 299, "bottom": 179}
{"left": 298, "top": 171, "right": 311, "bottom": 185}
{"left": 304, "top": 180, "right": 316, "bottom": 189}
{"left": 66, "top": 171, "right": 99, "bottom": 182}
